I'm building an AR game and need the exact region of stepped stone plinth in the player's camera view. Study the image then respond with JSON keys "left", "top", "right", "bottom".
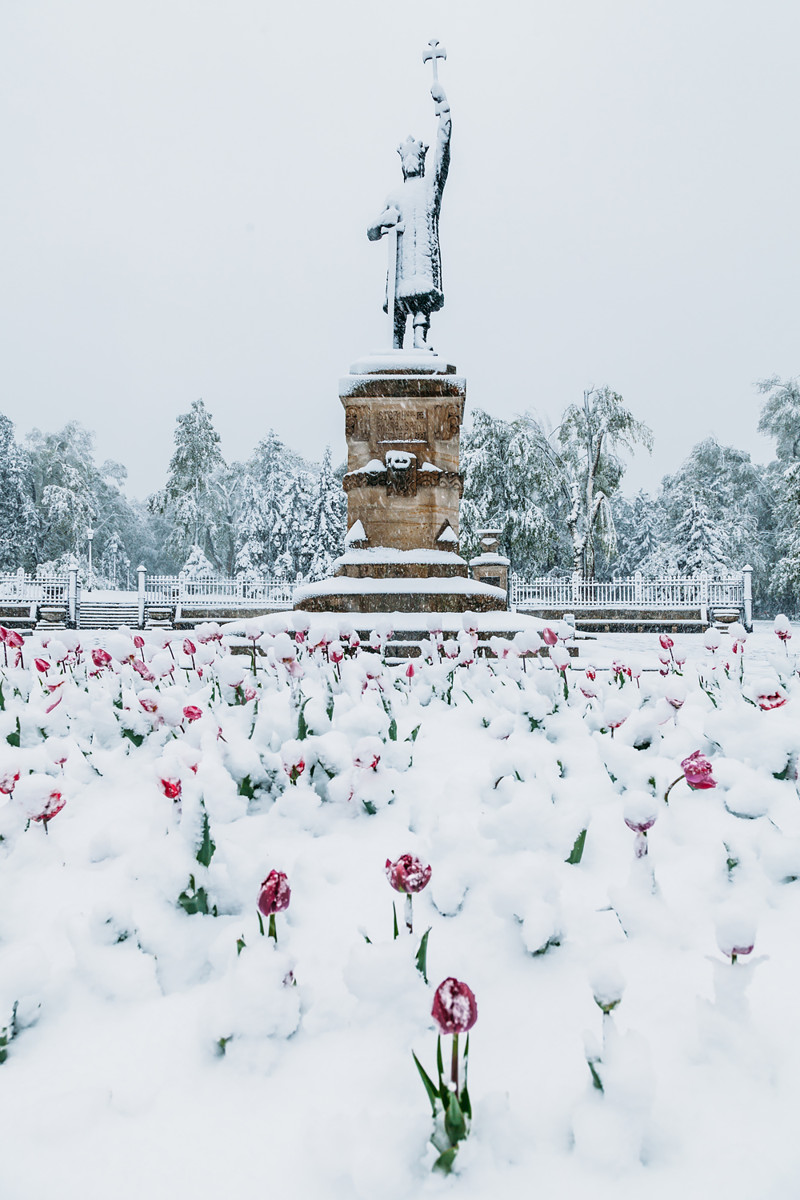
{"left": 294, "top": 353, "right": 507, "bottom": 615}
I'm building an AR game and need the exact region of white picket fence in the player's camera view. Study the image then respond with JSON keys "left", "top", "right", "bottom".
{"left": 511, "top": 570, "right": 747, "bottom": 616}
{"left": 144, "top": 574, "right": 295, "bottom": 609}
{"left": 0, "top": 571, "right": 71, "bottom": 603}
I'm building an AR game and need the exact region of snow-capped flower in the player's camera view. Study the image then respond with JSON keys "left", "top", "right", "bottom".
{"left": 716, "top": 912, "right": 756, "bottom": 964}
{"left": 665, "top": 679, "right": 686, "bottom": 710}
{"left": 329, "top": 641, "right": 344, "bottom": 666}
{"left": 591, "top": 964, "right": 625, "bottom": 1014}
{"left": 257, "top": 869, "right": 291, "bottom": 916}
{"left": 659, "top": 634, "right": 674, "bottom": 651}
{"left": 757, "top": 689, "right": 787, "bottom": 711}
{"left": 385, "top": 854, "right": 432, "bottom": 894}
{"left": 549, "top": 644, "right": 570, "bottom": 672}
{"left": 681, "top": 750, "right": 717, "bottom": 790}
{"left": 183, "top": 638, "right": 197, "bottom": 657}
{"left": 0, "top": 768, "right": 20, "bottom": 794}
{"left": 6, "top": 630, "right": 24, "bottom": 650}
{"left": 257, "top": 870, "right": 291, "bottom": 943}
{"left": 91, "top": 647, "right": 112, "bottom": 669}
{"left": 704, "top": 628, "right": 721, "bottom": 653}
{"left": 132, "top": 658, "right": 156, "bottom": 683}
{"left": 432, "top": 977, "right": 478, "bottom": 1035}
{"left": 160, "top": 777, "right": 182, "bottom": 801}
{"left": 774, "top": 614, "right": 792, "bottom": 643}
{"left": 281, "top": 740, "right": 306, "bottom": 784}
{"left": 353, "top": 738, "right": 382, "bottom": 771}
{"left": 15, "top": 775, "right": 65, "bottom": 831}
{"left": 624, "top": 795, "right": 659, "bottom": 857}
{"left": 183, "top": 705, "right": 203, "bottom": 723}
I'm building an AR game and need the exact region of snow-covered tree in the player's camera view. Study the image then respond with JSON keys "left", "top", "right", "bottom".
{"left": 460, "top": 410, "right": 563, "bottom": 573}
{"left": 305, "top": 447, "right": 346, "bottom": 579}
{"left": 652, "top": 438, "right": 770, "bottom": 577}
{"left": 152, "top": 400, "right": 229, "bottom": 569}
{"left": 0, "top": 415, "right": 37, "bottom": 571}
{"left": 609, "top": 491, "right": 664, "bottom": 576}
{"left": 181, "top": 543, "right": 218, "bottom": 579}
{"left": 555, "top": 388, "right": 653, "bottom": 579}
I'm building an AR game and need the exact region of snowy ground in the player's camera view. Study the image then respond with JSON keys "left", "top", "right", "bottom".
{"left": 0, "top": 615, "right": 797, "bottom": 1199}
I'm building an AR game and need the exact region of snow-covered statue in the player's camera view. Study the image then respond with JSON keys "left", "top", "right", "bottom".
{"left": 368, "top": 40, "right": 451, "bottom": 351}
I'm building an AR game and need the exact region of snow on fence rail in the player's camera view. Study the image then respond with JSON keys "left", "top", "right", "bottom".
{"left": 143, "top": 574, "right": 296, "bottom": 608}
{"left": 0, "top": 572, "right": 70, "bottom": 603}
{"left": 510, "top": 571, "right": 746, "bottom": 613}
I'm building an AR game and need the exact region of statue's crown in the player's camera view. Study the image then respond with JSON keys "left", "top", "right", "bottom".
{"left": 397, "top": 136, "right": 428, "bottom": 170}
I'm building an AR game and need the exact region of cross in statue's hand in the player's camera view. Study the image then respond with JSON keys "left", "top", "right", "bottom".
{"left": 422, "top": 39, "right": 446, "bottom": 84}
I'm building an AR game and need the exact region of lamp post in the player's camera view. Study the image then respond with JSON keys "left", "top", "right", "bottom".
{"left": 87, "top": 528, "right": 94, "bottom": 591}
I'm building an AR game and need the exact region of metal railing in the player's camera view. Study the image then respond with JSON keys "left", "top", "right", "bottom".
{"left": 143, "top": 573, "right": 295, "bottom": 609}
{"left": 511, "top": 571, "right": 745, "bottom": 613}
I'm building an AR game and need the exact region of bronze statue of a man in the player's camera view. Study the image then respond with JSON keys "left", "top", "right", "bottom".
{"left": 368, "top": 54, "right": 451, "bottom": 352}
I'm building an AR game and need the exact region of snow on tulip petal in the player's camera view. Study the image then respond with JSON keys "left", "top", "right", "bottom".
{"left": 257, "top": 870, "right": 291, "bottom": 916}
{"left": 680, "top": 751, "right": 717, "bottom": 790}
{"left": 385, "top": 854, "right": 432, "bottom": 894}
{"left": 183, "top": 705, "right": 203, "bottom": 723}
{"left": 431, "top": 977, "right": 477, "bottom": 1034}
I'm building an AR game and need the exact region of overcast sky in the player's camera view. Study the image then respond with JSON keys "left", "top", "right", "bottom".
{"left": 2, "top": 0, "right": 798, "bottom": 499}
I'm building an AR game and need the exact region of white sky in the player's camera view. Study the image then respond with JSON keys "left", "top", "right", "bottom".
{"left": 2, "top": 0, "right": 798, "bottom": 498}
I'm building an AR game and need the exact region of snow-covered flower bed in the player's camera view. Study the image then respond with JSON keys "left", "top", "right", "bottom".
{"left": 0, "top": 615, "right": 798, "bottom": 1198}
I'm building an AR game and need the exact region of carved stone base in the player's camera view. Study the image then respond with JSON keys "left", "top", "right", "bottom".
{"left": 340, "top": 355, "right": 466, "bottom": 552}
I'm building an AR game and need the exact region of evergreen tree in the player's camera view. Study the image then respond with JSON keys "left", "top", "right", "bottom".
{"left": 306, "top": 447, "right": 346, "bottom": 579}
{"left": 152, "top": 400, "right": 228, "bottom": 569}
{"left": 0, "top": 414, "right": 37, "bottom": 571}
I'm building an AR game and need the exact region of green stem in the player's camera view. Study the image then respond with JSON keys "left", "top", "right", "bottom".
{"left": 268, "top": 913, "right": 277, "bottom": 943}
{"left": 451, "top": 1033, "right": 459, "bottom": 1094}
{"left": 664, "top": 773, "right": 685, "bottom": 804}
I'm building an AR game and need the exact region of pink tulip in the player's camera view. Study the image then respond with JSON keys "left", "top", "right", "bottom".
{"left": 183, "top": 705, "right": 203, "bottom": 723}
{"left": 659, "top": 634, "right": 674, "bottom": 651}
{"left": 34, "top": 658, "right": 50, "bottom": 674}
{"left": 541, "top": 627, "right": 558, "bottom": 647}
{"left": 681, "top": 750, "right": 717, "bottom": 790}
{"left": 91, "top": 647, "right": 112, "bottom": 669}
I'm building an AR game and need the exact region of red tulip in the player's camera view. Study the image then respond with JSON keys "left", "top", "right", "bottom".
{"left": 541, "top": 627, "right": 558, "bottom": 646}
{"left": 160, "top": 777, "right": 182, "bottom": 800}
{"left": 432, "top": 977, "right": 478, "bottom": 1035}
{"left": 385, "top": 854, "right": 432, "bottom": 894}
{"left": 758, "top": 690, "right": 787, "bottom": 711}
{"left": 91, "top": 647, "right": 112, "bottom": 669}
{"left": 183, "top": 705, "right": 203, "bottom": 723}
{"left": 257, "top": 870, "right": 291, "bottom": 916}
{"left": 34, "top": 658, "right": 50, "bottom": 674}
{"left": 31, "top": 789, "right": 65, "bottom": 827}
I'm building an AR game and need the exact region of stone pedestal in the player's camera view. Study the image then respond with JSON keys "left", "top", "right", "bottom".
{"left": 340, "top": 352, "right": 465, "bottom": 551}
{"left": 294, "top": 351, "right": 507, "bottom": 615}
